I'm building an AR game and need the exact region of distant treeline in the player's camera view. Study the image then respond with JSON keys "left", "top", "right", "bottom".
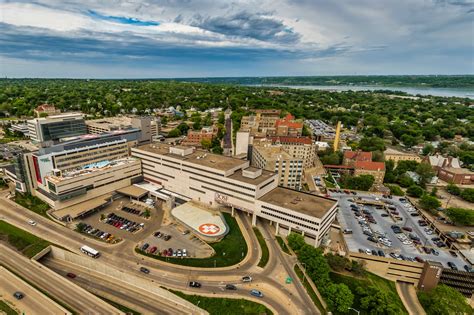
{"left": 169, "top": 75, "right": 474, "bottom": 88}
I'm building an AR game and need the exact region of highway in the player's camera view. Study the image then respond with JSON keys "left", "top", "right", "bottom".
{"left": 43, "top": 258, "right": 183, "bottom": 315}
{"left": 396, "top": 281, "right": 427, "bottom": 315}
{"left": 0, "top": 244, "right": 120, "bottom": 314}
{"left": 0, "top": 266, "right": 71, "bottom": 315}
{"left": 0, "top": 193, "right": 315, "bottom": 314}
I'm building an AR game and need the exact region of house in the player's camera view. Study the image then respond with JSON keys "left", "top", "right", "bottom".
{"left": 423, "top": 154, "right": 473, "bottom": 185}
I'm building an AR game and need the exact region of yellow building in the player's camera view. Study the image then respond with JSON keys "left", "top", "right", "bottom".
{"left": 384, "top": 148, "right": 421, "bottom": 165}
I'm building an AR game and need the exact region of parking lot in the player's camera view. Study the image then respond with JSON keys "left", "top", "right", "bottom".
{"left": 139, "top": 223, "right": 213, "bottom": 259}
{"left": 332, "top": 191, "right": 468, "bottom": 269}
{"left": 77, "top": 197, "right": 163, "bottom": 243}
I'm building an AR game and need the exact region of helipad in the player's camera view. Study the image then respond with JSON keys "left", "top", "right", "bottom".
{"left": 171, "top": 202, "right": 228, "bottom": 240}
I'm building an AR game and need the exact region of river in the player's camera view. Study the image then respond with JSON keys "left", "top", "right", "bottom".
{"left": 248, "top": 84, "right": 474, "bottom": 99}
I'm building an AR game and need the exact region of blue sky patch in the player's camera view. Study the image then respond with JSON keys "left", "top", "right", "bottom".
{"left": 87, "top": 10, "right": 159, "bottom": 26}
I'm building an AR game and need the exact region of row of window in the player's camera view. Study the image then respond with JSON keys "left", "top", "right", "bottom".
{"left": 261, "top": 204, "right": 319, "bottom": 226}
{"left": 261, "top": 210, "right": 318, "bottom": 232}
{"left": 190, "top": 176, "right": 255, "bottom": 199}
{"left": 142, "top": 164, "right": 175, "bottom": 178}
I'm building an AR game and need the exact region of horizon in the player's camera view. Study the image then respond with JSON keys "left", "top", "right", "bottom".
{"left": 1, "top": 1, "right": 473, "bottom": 78}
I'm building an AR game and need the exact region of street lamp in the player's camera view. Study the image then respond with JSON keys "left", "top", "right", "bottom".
{"left": 348, "top": 307, "right": 360, "bottom": 314}
{"left": 301, "top": 262, "right": 307, "bottom": 285}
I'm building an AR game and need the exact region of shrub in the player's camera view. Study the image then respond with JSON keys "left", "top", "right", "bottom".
{"left": 407, "top": 185, "right": 424, "bottom": 198}
{"left": 446, "top": 208, "right": 474, "bottom": 226}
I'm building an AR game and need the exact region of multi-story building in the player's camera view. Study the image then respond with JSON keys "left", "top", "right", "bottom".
{"left": 384, "top": 148, "right": 422, "bottom": 165}
{"left": 252, "top": 144, "right": 303, "bottom": 190}
{"left": 34, "top": 104, "right": 61, "bottom": 118}
{"left": 305, "top": 119, "right": 336, "bottom": 141}
{"left": 270, "top": 136, "right": 317, "bottom": 168}
{"left": 131, "top": 143, "right": 338, "bottom": 246}
{"left": 353, "top": 161, "right": 386, "bottom": 185}
{"left": 27, "top": 113, "right": 87, "bottom": 143}
{"left": 181, "top": 126, "right": 217, "bottom": 147}
{"left": 343, "top": 150, "right": 373, "bottom": 166}
{"left": 240, "top": 110, "right": 303, "bottom": 137}
{"left": 424, "top": 155, "right": 474, "bottom": 185}
{"left": 18, "top": 130, "right": 141, "bottom": 211}
{"left": 85, "top": 116, "right": 160, "bottom": 144}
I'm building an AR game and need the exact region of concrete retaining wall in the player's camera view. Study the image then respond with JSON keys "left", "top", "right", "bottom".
{"left": 48, "top": 246, "right": 207, "bottom": 315}
{"left": 349, "top": 252, "right": 424, "bottom": 285}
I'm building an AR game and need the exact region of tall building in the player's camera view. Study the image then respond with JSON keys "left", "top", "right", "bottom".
{"left": 252, "top": 144, "right": 303, "bottom": 190}
{"left": 21, "top": 130, "right": 142, "bottom": 210}
{"left": 85, "top": 116, "right": 160, "bottom": 144}
{"left": 27, "top": 113, "right": 87, "bottom": 143}
{"left": 270, "top": 136, "right": 317, "bottom": 168}
{"left": 240, "top": 110, "right": 303, "bottom": 137}
{"left": 131, "top": 143, "right": 338, "bottom": 246}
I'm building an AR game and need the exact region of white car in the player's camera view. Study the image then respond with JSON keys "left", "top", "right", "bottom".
{"left": 27, "top": 220, "right": 36, "bottom": 226}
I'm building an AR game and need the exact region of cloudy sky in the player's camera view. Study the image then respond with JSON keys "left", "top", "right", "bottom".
{"left": 0, "top": 0, "right": 473, "bottom": 78}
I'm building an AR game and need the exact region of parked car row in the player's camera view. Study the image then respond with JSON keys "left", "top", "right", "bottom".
{"left": 359, "top": 248, "right": 385, "bottom": 257}
{"left": 153, "top": 230, "right": 171, "bottom": 241}
{"left": 121, "top": 205, "right": 143, "bottom": 216}
{"left": 78, "top": 223, "right": 117, "bottom": 243}
{"left": 329, "top": 188, "right": 357, "bottom": 195}
{"left": 105, "top": 213, "right": 144, "bottom": 233}
{"left": 140, "top": 243, "right": 188, "bottom": 257}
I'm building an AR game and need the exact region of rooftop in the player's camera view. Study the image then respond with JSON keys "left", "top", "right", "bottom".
{"left": 136, "top": 143, "right": 247, "bottom": 172}
{"left": 354, "top": 161, "right": 385, "bottom": 171}
{"left": 344, "top": 150, "right": 373, "bottom": 161}
{"left": 442, "top": 167, "right": 474, "bottom": 175}
{"left": 52, "top": 193, "right": 112, "bottom": 220}
{"left": 270, "top": 136, "right": 313, "bottom": 145}
{"left": 228, "top": 168, "right": 276, "bottom": 185}
{"left": 253, "top": 145, "right": 294, "bottom": 160}
{"left": 384, "top": 148, "right": 419, "bottom": 156}
{"left": 259, "top": 187, "right": 337, "bottom": 218}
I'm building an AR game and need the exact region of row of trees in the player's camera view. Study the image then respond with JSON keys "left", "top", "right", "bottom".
{"left": 288, "top": 234, "right": 406, "bottom": 314}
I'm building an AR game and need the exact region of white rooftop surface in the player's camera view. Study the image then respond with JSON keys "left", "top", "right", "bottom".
{"left": 171, "top": 202, "right": 227, "bottom": 238}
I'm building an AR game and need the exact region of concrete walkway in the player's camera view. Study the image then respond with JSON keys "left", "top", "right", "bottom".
{"left": 396, "top": 281, "right": 426, "bottom": 315}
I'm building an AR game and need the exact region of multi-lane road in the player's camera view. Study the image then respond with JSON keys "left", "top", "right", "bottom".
{"left": 0, "top": 193, "right": 316, "bottom": 314}
{"left": 0, "top": 244, "right": 120, "bottom": 314}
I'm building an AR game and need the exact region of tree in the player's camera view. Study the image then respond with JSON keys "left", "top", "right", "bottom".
{"left": 325, "top": 283, "right": 354, "bottom": 313}
{"left": 422, "top": 143, "right": 435, "bottom": 155}
{"left": 397, "top": 174, "right": 415, "bottom": 188}
{"left": 167, "top": 128, "right": 181, "bottom": 138}
{"left": 386, "top": 184, "right": 405, "bottom": 196}
{"left": 201, "top": 138, "right": 212, "bottom": 150}
{"left": 359, "top": 285, "right": 404, "bottom": 315}
{"left": 430, "top": 187, "right": 438, "bottom": 197}
{"left": 161, "top": 116, "right": 168, "bottom": 127}
{"left": 416, "top": 163, "right": 435, "bottom": 187}
{"left": 446, "top": 208, "right": 474, "bottom": 226}
{"left": 407, "top": 185, "right": 424, "bottom": 198}
{"left": 460, "top": 188, "right": 474, "bottom": 203}
{"left": 325, "top": 253, "right": 350, "bottom": 272}
{"left": 418, "top": 284, "right": 472, "bottom": 315}
{"left": 287, "top": 233, "right": 306, "bottom": 251}
{"left": 217, "top": 112, "right": 225, "bottom": 124}
{"left": 177, "top": 122, "right": 190, "bottom": 134}
{"left": 358, "top": 136, "right": 386, "bottom": 152}
{"left": 400, "top": 134, "right": 418, "bottom": 147}
{"left": 340, "top": 174, "right": 375, "bottom": 191}
{"left": 419, "top": 194, "right": 441, "bottom": 213}
{"left": 446, "top": 183, "right": 461, "bottom": 196}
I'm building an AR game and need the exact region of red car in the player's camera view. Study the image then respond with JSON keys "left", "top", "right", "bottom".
{"left": 402, "top": 227, "right": 413, "bottom": 232}
{"left": 162, "top": 249, "right": 168, "bottom": 256}
{"left": 66, "top": 273, "right": 76, "bottom": 279}
{"left": 149, "top": 246, "right": 157, "bottom": 254}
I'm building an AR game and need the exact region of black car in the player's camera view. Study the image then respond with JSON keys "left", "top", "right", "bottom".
{"left": 141, "top": 243, "right": 149, "bottom": 251}
{"left": 225, "top": 284, "right": 237, "bottom": 290}
{"left": 367, "top": 236, "right": 377, "bottom": 243}
{"left": 381, "top": 213, "right": 389, "bottom": 217}
{"left": 447, "top": 262, "right": 458, "bottom": 270}
{"left": 464, "top": 265, "right": 473, "bottom": 273}
{"left": 140, "top": 267, "right": 150, "bottom": 274}
{"left": 377, "top": 250, "right": 385, "bottom": 257}
{"left": 164, "top": 235, "right": 171, "bottom": 241}
{"left": 13, "top": 292, "right": 24, "bottom": 300}
{"left": 189, "top": 281, "right": 201, "bottom": 288}
{"left": 371, "top": 249, "right": 378, "bottom": 256}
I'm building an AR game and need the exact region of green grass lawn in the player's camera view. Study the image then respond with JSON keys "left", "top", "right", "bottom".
{"left": 253, "top": 227, "right": 269, "bottom": 268}
{"left": 138, "top": 213, "right": 248, "bottom": 267}
{"left": 96, "top": 296, "right": 140, "bottom": 315}
{"left": 0, "top": 300, "right": 17, "bottom": 315}
{"left": 0, "top": 220, "right": 50, "bottom": 258}
{"left": 329, "top": 272, "right": 408, "bottom": 315}
{"left": 14, "top": 193, "right": 50, "bottom": 218}
{"left": 170, "top": 289, "right": 273, "bottom": 315}
{"left": 275, "top": 236, "right": 290, "bottom": 255}
{"left": 294, "top": 265, "right": 326, "bottom": 314}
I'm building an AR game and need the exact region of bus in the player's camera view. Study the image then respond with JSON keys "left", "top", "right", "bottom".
{"left": 80, "top": 245, "right": 100, "bottom": 258}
